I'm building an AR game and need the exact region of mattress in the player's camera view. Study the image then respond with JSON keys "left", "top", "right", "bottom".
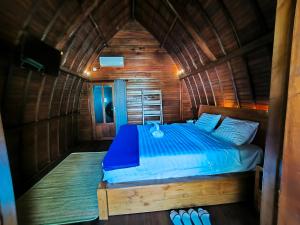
{"left": 103, "top": 123, "right": 263, "bottom": 183}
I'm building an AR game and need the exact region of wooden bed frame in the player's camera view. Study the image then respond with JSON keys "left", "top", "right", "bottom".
{"left": 97, "top": 105, "right": 268, "bottom": 220}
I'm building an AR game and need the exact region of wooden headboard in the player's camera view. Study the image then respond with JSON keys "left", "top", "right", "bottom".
{"left": 198, "top": 105, "right": 269, "bottom": 149}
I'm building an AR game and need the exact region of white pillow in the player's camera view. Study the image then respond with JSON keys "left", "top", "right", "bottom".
{"left": 212, "top": 117, "right": 259, "bottom": 146}
{"left": 195, "top": 113, "right": 222, "bottom": 132}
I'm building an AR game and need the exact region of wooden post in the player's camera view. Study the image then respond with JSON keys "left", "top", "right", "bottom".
{"left": 0, "top": 115, "right": 18, "bottom": 225}
{"left": 260, "top": 0, "right": 296, "bottom": 225}
{"left": 278, "top": 0, "right": 300, "bottom": 224}
{"left": 97, "top": 182, "right": 108, "bottom": 220}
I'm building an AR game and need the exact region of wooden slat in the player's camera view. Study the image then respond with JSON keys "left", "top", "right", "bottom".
{"left": 260, "top": 1, "right": 296, "bottom": 225}
{"left": 160, "top": 16, "right": 177, "bottom": 49}
{"left": 34, "top": 76, "right": 46, "bottom": 121}
{"left": 41, "top": 1, "right": 66, "bottom": 41}
{"left": 15, "top": 0, "right": 43, "bottom": 44}
{"left": 100, "top": 172, "right": 253, "bottom": 219}
{"left": 165, "top": 0, "right": 216, "bottom": 61}
{"left": 55, "top": 0, "right": 102, "bottom": 49}
{"left": 180, "top": 33, "right": 274, "bottom": 79}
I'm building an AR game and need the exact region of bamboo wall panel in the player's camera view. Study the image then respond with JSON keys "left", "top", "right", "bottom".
{"left": 181, "top": 80, "right": 193, "bottom": 120}
{"left": 78, "top": 82, "right": 93, "bottom": 140}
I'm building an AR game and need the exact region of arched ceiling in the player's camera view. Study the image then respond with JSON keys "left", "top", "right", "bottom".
{"left": 0, "top": 0, "right": 276, "bottom": 110}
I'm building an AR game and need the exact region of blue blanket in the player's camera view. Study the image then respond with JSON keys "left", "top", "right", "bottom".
{"left": 102, "top": 124, "right": 139, "bottom": 171}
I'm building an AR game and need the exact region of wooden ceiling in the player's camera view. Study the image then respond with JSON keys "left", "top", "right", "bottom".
{"left": 0, "top": 0, "right": 276, "bottom": 110}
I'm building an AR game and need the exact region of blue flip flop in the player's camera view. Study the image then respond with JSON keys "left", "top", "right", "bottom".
{"left": 188, "top": 208, "right": 203, "bottom": 225}
{"left": 170, "top": 210, "right": 183, "bottom": 225}
{"left": 198, "top": 208, "right": 211, "bottom": 225}
{"left": 179, "top": 210, "right": 193, "bottom": 225}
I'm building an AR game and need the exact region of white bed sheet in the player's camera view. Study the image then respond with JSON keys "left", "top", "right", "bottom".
{"left": 103, "top": 124, "right": 263, "bottom": 183}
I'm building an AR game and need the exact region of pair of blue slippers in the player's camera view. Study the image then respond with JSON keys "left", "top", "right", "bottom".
{"left": 170, "top": 208, "right": 211, "bottom": 225}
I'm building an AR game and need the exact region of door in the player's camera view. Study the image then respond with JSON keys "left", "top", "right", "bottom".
{"left": 92, "top": 83, "right": 116, "bottom": 140}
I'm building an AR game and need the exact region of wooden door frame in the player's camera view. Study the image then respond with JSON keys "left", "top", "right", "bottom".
{"left": 0, "top": 114, "right": 18, "bottom": 224}
{"left": 89, "top": 82, "right": 116, "bottom": 140}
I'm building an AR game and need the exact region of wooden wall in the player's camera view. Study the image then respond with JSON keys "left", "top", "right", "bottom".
{"left": 0, "top": 51, "right": 83, "bottom": 196}
{"left": 78, "top": 21, "right": 184, "bottom": 140}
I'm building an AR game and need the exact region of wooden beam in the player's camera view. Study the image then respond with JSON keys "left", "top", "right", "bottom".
{"left": 41, "top": 2, "right": 66, "bottom": 41}
{"left": 15, "top": 0, "right": 43, "bottom": 45}
{"left": 76, "top": 35, "right": 103, "bottom": 72}
{"left": 198, "top": 73, "right": 209, "bottom": 105}
{"left": 81, "top": 39, "right": 107, "bottom": 73}
{"left": 65, "top": 77, "right": 76, "bottom": 114}
{"left": 185, "top": 78, "right": 196, "bottom": 107}
{"left": 226, "top": 62, "right": 240, "bottom": 108}
{"left": 180, "top": 32, "right": 274, "bottom": 79}
{"left": 59, "top": 66, "right": 87, "bottom": 80}
{"left": 260, "top": 1, "right": 296, "bottom": 225}
{"left": 165, "top": 0, "right": 216, "bottom": 61}
{"left": 161, "top": 16, "right": 177, "bottom": 48}
{"left": 88, "top": 14, "right": 107, "bottom": 43}
{"left": 205, "top": 71, "right": 217, "bottom": 106}
{"left": 278, "top": 1, "right": 300, "bottom": 224}
{"left": 34, "top": 76, "right": 46, "bottom": 121}
{"left": 219, "top": 0, "right": 241, "bottom": 47}
{"left": 192, "top": 75, "right": 202, "bottom": 105}
{"left": 214, "top": 67, "right": 225, "bottom": 106}
{"left": 19, "top": 71, "right": 32, "bottom": 123}
{"left": 194, "top": 0, "right": 226, "bottom": 55}
{"left": 55, "top": 0, "right": 103, "bottom": 49}
{"left": 72, "top": 79, "right": 82, "bottom": 113}
{"left": 69, "top": 28, "right": 95, "bottom": 70}
{"left": 48, "top": 77, "right": 58, "bottom": 118}
{"left": 58, "top": 75, "right": 69, "bottom": 115}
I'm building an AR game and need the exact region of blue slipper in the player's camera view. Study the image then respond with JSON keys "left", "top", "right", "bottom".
{"left": 188, "top": 208, "right": 203, "bottom": 225}
{"left": 198, "top": 208, "right": 211, "bottom": 225}
{"left": 179, "top": 210, "right": 193, "bottom": 225}
{"left": 170, "top": 210, "right": 183, "bottom": 225}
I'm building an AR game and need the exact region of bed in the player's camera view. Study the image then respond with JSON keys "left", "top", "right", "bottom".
{"left": 97, "top": 105, "right": 268, "bottom": 220}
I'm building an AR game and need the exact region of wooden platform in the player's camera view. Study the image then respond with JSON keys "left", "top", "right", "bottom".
{"left": 98, "top": 172, "right": 254, "bottom": 220}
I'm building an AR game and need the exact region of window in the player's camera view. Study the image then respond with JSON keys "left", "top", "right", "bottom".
{"left": 99, "top": 56, "right": 124, "bottom": 67}
{"left": 93, "top": 84, "right": 114, "bottom": 124}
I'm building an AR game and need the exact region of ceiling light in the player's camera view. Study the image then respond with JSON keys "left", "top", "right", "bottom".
{"left": 92, "top": 67, "right": 97, "bottom": 72}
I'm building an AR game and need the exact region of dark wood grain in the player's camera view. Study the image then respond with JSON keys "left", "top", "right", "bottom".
{"left": 277, "top": 0, "right": 300, "bottom": 224}
{"left": 260, "top": 1, "right": 296, "bottom": 225}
